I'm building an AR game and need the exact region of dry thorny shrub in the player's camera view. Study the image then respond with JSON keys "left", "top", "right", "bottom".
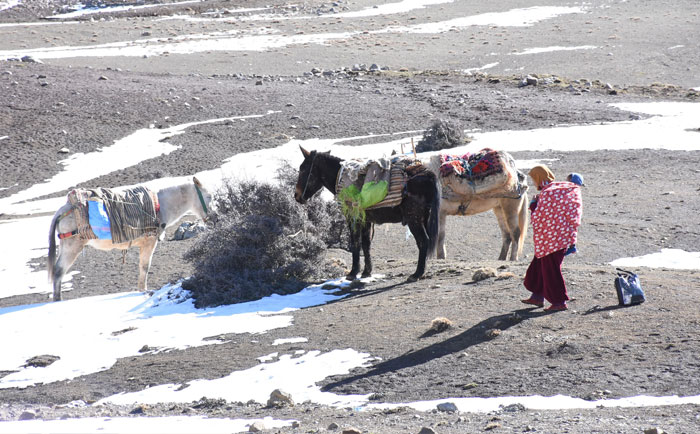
{"left": 415, "top": 118, "right": 471, "bottom": 153}
{"left": 183, "top": 163, "right": 348, "bottom": 308}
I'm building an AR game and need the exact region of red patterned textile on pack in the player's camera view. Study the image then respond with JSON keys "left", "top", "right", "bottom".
{"left": 531, "top": 182, "right": 583, "bottom": 258}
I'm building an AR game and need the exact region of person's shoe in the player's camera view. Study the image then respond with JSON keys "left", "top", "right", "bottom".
{"left": 521, "top": 298, "right": 544, "bottom": 308}
{"left": 545, "top": 304, "right": 568, "bottom": 312}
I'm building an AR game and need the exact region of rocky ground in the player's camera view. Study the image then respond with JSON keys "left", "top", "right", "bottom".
{"left": 2, "top": 1, "right": 700, "bottom": 433}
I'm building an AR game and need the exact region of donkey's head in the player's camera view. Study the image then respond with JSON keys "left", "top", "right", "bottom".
{"left": 294, "top": 146, "right": 325, "bottom": 204}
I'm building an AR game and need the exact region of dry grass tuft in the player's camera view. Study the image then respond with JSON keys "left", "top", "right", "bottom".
{"left": 430, "top": 317, "right": 453, "bottom": 333}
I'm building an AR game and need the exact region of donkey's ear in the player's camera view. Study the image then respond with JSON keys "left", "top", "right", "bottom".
{"left": 300, "top": 145, "right": 311, "bottom": 158}
{"left": 193, "top": 176, "right": 202, "bottom": 187}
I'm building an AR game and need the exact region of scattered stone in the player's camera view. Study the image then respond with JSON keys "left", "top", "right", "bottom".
{"left": 267, "top": 389, "right": 294, "bottom": 408}
{"left": 58, "top": 147, "right": 70, "bottom": 154}
{"left": 436, "top": 402, "right": 458, "bottom": 413}
{"left": 472, "top": 267, "right": 497, "bottom": 282}
{"left": 21, "top": 55, "right": 43, "bottom": 63}
{"left": 18, "top": 411, "right": 36, "bottom": 421}
{"left": 248, "top": 421, "right": 265, "bottom": 432}
{"left": 328, "top": 422, "right": 340, "bottom": 430}
{"left": 526, "top": 75, "right": 539, "bottom": 86}
{"left": 485, "top": 421, "right": 501, "bottom": 430}
{"left": 495, "top": 271, "right": 516, "bottom": 280}
{"left": 342, "top": 428, "right": 362, "bottom": 434}
{"left": 500, "top": 403, "right": 525, "bottom": 412}
{"left": 174, "top": 221, "right": 207, "bottom": 240}
{"left": 98, "top": 76, "right": 108, "bottom": 80}
{"left": 644, "top": 429, "right": 667, "bottom": 434}
{"left": 129, "top": 405, "right": 148, "bottom": 414}
{"left": 485, "top": 328, "right": 501, "bottom": 339}
{"left": 23, "top": 355, "right": 60, "bottom": 368}
{"left": 429, "top": 317, "right": 453, "bottom": 333}
{"left": 418, "top": 427, "right": 437, "bottom": 434}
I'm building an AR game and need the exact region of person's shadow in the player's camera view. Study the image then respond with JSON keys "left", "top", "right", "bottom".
{"left": 321, "top": 307, "right": 548, "bottom": 393}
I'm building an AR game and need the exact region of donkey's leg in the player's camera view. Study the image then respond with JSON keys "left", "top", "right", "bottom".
{"left": 347, "top": 224, "right": 362, "bottom": 280}
{"left": 52, "top": 239, "right": 86, "bottom": 301}
{"left": 137, "top": 237, "right": 158, "bottom": 291}
{"left": 407, "top": 217, "right": 430, "bottom": 282}
{"left": 436, "top": 211, "right": 448, "bottom": 259}
{"left": 502, "top": 200, "right": 523, "bottom": 261}
{"left": 360, "top": 224, "right": 373, "bottom": 278}
{"left": 493, "top": 206, "right": 513, "bottom": 261}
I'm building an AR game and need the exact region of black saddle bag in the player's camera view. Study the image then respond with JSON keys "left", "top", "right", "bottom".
{"left": 614, "top": 268, "right": 646, "bottom": 306}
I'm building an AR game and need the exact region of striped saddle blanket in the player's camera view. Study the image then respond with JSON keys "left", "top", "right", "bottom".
{"left": 67, "top": 186, "right": 160, "bottom": 244}
{"left": 335, "top": 157, "right": 418, "bottom": 222}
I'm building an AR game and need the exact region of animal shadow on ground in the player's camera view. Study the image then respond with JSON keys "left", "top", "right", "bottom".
{"left": 321, "top": 306, "right": 548, "bottom": 393}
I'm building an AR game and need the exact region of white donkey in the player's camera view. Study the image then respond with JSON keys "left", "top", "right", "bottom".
{"left": 48, "top": 177, "right": 215, "bottom": 301}
{"left": 424, "top": 151, "right": 529, "bottom": 261}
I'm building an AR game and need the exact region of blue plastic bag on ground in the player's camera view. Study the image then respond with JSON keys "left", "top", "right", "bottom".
{"left": 615, "top": 268, "right": 646, "bottom": 306}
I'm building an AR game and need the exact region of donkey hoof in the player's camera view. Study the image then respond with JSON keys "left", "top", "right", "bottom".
{"left": 361, "top": 271, "right": 372, "bottom": 278}
{"left": 346, "top": 274, "right": 358, "bottom": 281}
{"left": 406, "top": 274, "right": 422, "bottom": 283}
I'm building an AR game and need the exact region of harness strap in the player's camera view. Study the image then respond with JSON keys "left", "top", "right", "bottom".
{"left": 58, "top": 230, "right": 78, "bottom": 239}
{"left": 301, "top": 152, "right": 318, "bottom": 199}
{"left": 194, "top": 182, "right": 208, "bottom": 215}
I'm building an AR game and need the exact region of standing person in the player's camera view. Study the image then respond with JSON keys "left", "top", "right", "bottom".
{"left": 521, "top": 165, "right": 583, "bottom": 312}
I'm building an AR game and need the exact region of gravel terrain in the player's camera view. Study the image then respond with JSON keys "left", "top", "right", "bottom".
{"left": 1, "top": 1, "right": 700, "bottom": 433}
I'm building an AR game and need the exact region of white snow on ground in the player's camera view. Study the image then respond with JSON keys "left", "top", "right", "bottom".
{"left": 611, "top": 249, "right": 700, "bottom": 270}
{"left": 47, "top": 0, "right": 207, "bottom": 19}
{"left": 0, "top": 0, "right": 19, "bottom": 12}
{"left": 378, "top": 6, "right": 584, "bottom": 33}
{"left": 0, "top": 113, "right": 270, "bottom": 212}
{"left": 0, "top": 6, "right": 585, "bottom": 59}
{"left": 513, "top": 45, "right": 597, "bottom": 55}
{"left": 0, "top": 102, "right": 699, "bottom": 430}
{"left": 273, "top": 337, "right": 309, "bottom": 346}
{"left": 100, "top": 349, "right": 372, "bottom": 407}
{"left": 0, "top": 278, "right": 359, "bottom": 389}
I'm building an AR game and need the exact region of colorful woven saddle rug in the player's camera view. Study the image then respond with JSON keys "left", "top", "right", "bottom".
{"left": 439, "top": 148, "right": 504, "bottom": 179}
{"left": 335, "top": 156, "right": 417, "bottom": 223}
{"left": 434, "top": 149, "right": 522, "bottom": 198}
{"left": 67, "top": 186, "right": 160, "bottom": 244}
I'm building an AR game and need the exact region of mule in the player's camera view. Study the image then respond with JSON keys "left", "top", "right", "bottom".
{"left": 294, "top": 147, "right": 440, "bottom": 281}
{"left": 425, "top": 153, "right": 529, "bottom": 261}
{"left": 48, "top": 177, "right": 216, "bottom": 301}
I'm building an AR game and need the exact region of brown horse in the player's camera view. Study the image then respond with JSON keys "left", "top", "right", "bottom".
{"left": 48, "top": 177, "right": 216, "bottom": 301}
{"left": 294, "top": 147, "right": 440, "bottom": 282}
{"left": 425, "top": 152, "right": 529, "bottom": 261}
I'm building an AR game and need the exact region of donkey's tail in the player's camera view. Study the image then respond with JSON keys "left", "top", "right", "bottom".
{"left": 517, "top": 190, "right": 529, "bottom": 259}
{"left": 48, "top": 204, "right": 71, "bottom": 284}
{"left": 426, "top": 172, "right": 441, "bottom": 258}
{"left": 48, "top": 210, "right": 60, "bottom": 284}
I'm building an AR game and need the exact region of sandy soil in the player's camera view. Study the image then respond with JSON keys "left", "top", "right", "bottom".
{"left": 2, "top": 1, "right": 700, "bottom": 432}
